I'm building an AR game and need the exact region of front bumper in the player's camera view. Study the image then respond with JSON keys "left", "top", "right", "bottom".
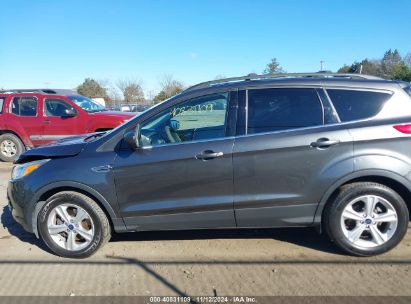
{"left": 7, "top": 179, "right": 34, "bottom": 233}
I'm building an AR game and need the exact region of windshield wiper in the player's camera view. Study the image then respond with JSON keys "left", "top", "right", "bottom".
{"left": 84, "top": 131, "right": 106, "bottom": 142}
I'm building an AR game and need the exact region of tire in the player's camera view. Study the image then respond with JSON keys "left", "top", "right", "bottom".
{"left": 0, "top": 133, "right": 25, "bottom": 162}
{"left": 38, "top": 191, "right": 111, "bottom": 258}
{"left": 324, "top": 182, "right": 409, "bottom": 256}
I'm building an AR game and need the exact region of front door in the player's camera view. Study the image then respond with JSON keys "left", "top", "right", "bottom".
{"left": 233, "top": 87, "right": 354, "bottom": 227}
{"left": 113, "top": 91, "right": 237, "bottom": 231}
{"left": 42, "top": 97, "right": 81, "bottom": 144}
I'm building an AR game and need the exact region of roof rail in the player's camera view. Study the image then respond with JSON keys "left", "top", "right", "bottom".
{"left": 183, "top": 73, "right": 384, "bottom": 93}
{"left": 0, "top": 89, "right": 77, "bottom": 95}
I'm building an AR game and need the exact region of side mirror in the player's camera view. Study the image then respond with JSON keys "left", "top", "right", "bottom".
{"left": 62, "top": 108, "right": 76, "bottom": 117}
{"left": 124, "top": 124, "right": 141, "bottom": 150}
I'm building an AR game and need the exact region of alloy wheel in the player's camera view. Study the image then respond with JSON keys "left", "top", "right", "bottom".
{"left": 0, "top": 140, "right": 17, "bottom": 158}
{"left": 47, "top": 204, "right": 95, "bottom": 251}
{"left": 340, "top": 195, "right": 398, "bottom": 248}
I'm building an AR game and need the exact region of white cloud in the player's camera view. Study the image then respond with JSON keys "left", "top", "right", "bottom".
{"left": 189, "top": 52, "right": 198, "bottom": 59}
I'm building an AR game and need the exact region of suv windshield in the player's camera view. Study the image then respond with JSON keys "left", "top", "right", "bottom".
{"left": 68, "top": 95, "right": 106, "bottom": 113}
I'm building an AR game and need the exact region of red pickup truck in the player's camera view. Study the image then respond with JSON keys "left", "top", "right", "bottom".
{"left": 0, "top": 89, "right": 135, "bottom": 162}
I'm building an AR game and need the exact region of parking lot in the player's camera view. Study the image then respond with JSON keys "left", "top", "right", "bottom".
{"left": 0, "top": 162, "right": 410, "bottom": 296}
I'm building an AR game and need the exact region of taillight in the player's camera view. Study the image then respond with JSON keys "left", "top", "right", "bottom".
{"left": 393, "top": 124, "right": 411, "bottom": 134}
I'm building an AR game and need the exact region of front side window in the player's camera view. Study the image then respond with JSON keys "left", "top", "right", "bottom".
{"left": 45, "top": 99, "right": 76, "bottom": 116}
{"left": 140, "top": 92, "right": 228, "bottom": 146}
{"left": 327, "top": 89, "right": 392, "bottom": 122}
{"left": 0, "top": 98, "right": 4, "bottom": 113}
{"left": 247, "top": 88, "right": 323, "bottom": 134}
{"left": 11, "top": 97, "right": 37, "bottom": 116}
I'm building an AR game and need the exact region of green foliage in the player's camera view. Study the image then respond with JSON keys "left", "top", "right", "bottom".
{"left": 263, "top": 58, "right": 285, "bottom": 74}
{"left": 392, "top": 62, "right": 411, "bottom": 82}
{"left": 337, "top": 49, "right": 411, "bottom": 82}
{"left": 77, "top": 78, "right": 108, "bottom": 99}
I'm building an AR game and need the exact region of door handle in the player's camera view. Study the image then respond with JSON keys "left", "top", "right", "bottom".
{"left": 43, "top": 120, "right": 51, "bottom": 124}
{"left": 195, "top": 150, "right": 224, "bottom": 160}
{"left": 310, "top": 138, "right": 340, "bottom": 148}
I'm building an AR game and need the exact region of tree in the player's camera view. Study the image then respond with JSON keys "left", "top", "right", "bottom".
{"left": 404, "top": 53, "right": 411, "bottom": 68}
{"left": 337, "top": 65, "right": 351, "bottom": 73}
{"left": 336, "top": 49, "right": 411, "bottom": 81}
{"left": 392, "top": 62, "right": 411, "bottom": 82}
{"left": 77, "top": 78, "right": 108, "bottom": 99}
{"left": 117, "top": 79, "right": 145, "bottom": 103}
{"left": 153, "top": 75, "right": 184, "bottom": 103}
{"left": 263, "top": 58, "right": 285, "bottom": 74}
{"left": 381, "top": 49, "right": 403, "bottom": 79}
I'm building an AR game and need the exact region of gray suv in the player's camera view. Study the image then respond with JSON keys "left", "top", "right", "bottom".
{"left": 7, "top": 73, "right": 411, "bottom": 258}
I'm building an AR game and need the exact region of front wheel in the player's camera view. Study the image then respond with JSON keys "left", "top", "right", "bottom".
{"left": 324, "top": 182, "right": 409, "bottom": 256}
{"left": 38, "top": 191, "right": 111, "bottom": 258}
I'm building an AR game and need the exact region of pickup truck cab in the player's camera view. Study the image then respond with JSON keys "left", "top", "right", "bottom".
{"left": 0, "top": 89, "right": 135, "bottom": 162}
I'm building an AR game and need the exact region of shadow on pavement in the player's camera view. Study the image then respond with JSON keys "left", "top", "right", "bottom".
{"left": 111, "top": 226, "right": 343, "bottom": 255}
{"left": 0, "top": 205, "right": 51, "bottom": 252}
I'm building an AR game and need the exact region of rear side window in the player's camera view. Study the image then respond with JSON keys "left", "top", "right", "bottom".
{"left": 11, "top": 97, "right": 38, "bottom": 116}
{"left": 247, "top": 88, "right": 323, "bottom": 134}
{"left": 327, "top": 89, "right": 391, "bottom": 122}
{"left": 0, "top": 98, "right": 4, "bottom": 113}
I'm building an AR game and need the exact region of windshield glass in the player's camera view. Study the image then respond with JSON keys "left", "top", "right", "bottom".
{"left": 68, "top": 95, "right": 106, "bottom": 113}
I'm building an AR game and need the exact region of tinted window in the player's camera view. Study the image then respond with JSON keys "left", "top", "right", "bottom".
{"left": 45, "top": 99, "right": 75, "bottom": 116}
{"left": 327, "top": 89, "right": 391, "bottom": 122}
{"left": 11, "top": 97, "right": 37, "bottom": 116}
{"left": 404, "top": 86, "right": 411, "bottom": 97}
{"left": 247, "top": 88, "right": 323, "bottom": 134}
{"left": 0, "top": 98, "right": 4, "bottom": 113}
{"left": 141, "top": 92, "right": 228, "bottom": 146}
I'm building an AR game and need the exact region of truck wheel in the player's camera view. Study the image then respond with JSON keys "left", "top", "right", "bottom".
{"left": 38, "top": 191, "right": 111, "bottom": 258}
{"left": 324, "top": 182, "right": 409, "bottom": 256}
{"left": 0, "top": 133, "right": 25, "bottom": 162}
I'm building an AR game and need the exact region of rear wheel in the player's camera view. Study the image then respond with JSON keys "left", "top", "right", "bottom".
{"left": 0, "top": 133, "right": 25, "bottom": 162}
{"left": 38, "top": 191, "right": 111, "bottom": 258}
{"left": 324, "top": 182, "right": 409, "bottom": 256}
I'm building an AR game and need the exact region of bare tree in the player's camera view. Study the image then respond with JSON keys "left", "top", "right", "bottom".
{"left": 117, "top": 79, "right": 145, "bottom": 104}
{"left": 405, "top": 53, "right": 411, "bottom": 68}
{"left": 153, "top": 75, "right": 184, "bottom": 103}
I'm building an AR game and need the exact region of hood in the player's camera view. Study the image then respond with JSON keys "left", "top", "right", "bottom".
{"left": 15, "top": 134, "right": 90, "bottom": 164}
{"left": 91, "top": 111, "right": 136, "bottom": 119}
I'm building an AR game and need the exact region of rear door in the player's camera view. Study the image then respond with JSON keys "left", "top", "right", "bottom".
{"left": 42, "top": 97, "right": 82, "bottom": 143}
{"left": 233, "top": 87, "right": 353, "bottom": 227}
{"left": 8, "top": 96, "right": 44, "bottom": 146}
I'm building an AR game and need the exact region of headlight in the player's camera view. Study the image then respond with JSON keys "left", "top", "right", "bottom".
{"left": 11, "top": 159, "right": 50, "bottom": 180}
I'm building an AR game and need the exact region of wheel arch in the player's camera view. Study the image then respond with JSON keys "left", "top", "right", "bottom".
{"left": 314, "top": 170, "right": 411, "bottom": 226}
{"left": 31, "top": 181, "right": 127, "bottom": 237}
{"left": 0, "top": 130, "right": 29, "bottom": 147}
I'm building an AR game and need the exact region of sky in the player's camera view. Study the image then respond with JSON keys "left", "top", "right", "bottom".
{"left": 0, "top": 0, "right": 410, "bottom": 95}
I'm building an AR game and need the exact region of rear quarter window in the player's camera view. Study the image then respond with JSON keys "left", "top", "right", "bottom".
{"left": 326, "top": 89, "right": 392, "bottom": 122}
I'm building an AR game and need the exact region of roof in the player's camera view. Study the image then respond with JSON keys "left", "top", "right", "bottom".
{"left": 0, "top": 89, "right": 78, "bottom": 95}
{"left": 181, "top": 73, "right": 400, "bottom": 95}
